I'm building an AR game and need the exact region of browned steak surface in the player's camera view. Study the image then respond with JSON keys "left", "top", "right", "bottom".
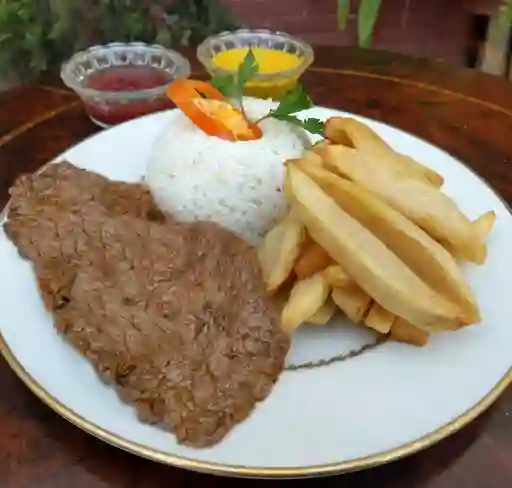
{"left": 4, "top": 161, "right": 289, "bottom": 447}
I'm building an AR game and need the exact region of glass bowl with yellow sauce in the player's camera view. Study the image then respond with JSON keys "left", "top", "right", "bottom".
{"left": 197, "top": 29, "right": 314, "bottom": 100}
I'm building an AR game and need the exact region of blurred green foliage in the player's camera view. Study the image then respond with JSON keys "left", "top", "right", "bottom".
{"left": 492, "top": 0, "right": 512, "bottom": 43}
{"left": 337, "top": 0, "right": 382, "bottom": 47}
{"left": 0, "top": 0, "right": 240, "bottom": 81}
{"left": 338, "top": 0, "right": 511, "bottom": 49}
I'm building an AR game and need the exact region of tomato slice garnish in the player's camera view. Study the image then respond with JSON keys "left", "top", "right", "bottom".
{"left": 167, "top": 79, "right": 262, "bottom": 142}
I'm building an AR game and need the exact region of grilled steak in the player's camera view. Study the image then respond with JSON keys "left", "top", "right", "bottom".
{"left": 5, "top": 161, "right": 289, "bottom": 447}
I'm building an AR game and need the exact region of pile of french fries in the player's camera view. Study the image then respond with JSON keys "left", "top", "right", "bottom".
{"left": 258, "top": 117, "right": 496, "bottom": 347}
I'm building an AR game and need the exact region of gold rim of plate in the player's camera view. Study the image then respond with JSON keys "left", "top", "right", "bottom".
{"left": 0, "top": 144, "right": 511, "bottom": 478}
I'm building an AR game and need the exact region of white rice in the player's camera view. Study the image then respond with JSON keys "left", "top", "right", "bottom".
{"left": 146, "top": 97, "right": 310, "bottom": 245}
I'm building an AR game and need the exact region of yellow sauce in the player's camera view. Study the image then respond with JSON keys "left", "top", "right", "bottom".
{"left": 211, "top": 47, "right": 304, "bottom": 100}
{"left": 213, "top": 47, "right": 301, "bottom": 74}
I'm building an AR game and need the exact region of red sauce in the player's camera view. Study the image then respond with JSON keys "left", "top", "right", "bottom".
{"left": 84, "top": 66, "right": 174, "bottom": 126}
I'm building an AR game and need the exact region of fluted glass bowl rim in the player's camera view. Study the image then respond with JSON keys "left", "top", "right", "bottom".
{"left": 60, "top": 42, "right": 191, "bottom": 101}
{"left": 197, "top": 29, "right": 314, "bottom": 79}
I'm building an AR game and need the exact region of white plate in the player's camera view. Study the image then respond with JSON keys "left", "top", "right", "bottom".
{"left": 0, "top": 107, "right": 511, "bottom": 478}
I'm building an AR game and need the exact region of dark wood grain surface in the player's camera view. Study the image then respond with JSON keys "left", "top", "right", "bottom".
{"left": 0, "top": 46, "right": 511, "bottom": 487}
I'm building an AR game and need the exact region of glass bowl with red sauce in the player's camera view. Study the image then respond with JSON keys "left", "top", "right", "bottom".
{"left": 61, "top": 42, "right": 191, "bottom": 128}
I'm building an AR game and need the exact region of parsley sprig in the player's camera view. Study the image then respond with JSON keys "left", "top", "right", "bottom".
{"left": 211, "top": 48, "right": 258, "bottom": 99}
{"left": 210, "top": 49, "right": 325, "bottom": 137}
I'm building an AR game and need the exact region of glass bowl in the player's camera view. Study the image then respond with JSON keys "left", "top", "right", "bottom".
{"left": 61, "top": 42, "right": 191, "bottom": 128}
{"left": 197, "top": 29, "right": 314, "bottom": 100}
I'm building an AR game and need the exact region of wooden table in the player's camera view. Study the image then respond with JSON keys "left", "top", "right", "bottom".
{"left": 0, "top": 46, "right": 511, "bottom": 487}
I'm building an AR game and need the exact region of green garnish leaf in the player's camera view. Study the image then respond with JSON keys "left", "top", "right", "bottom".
{"left": 270, "top": 113, "right": 325, "bottom": 137}
{"left": 210, "top": 51, "right": 324, "bottom": 136}
{"left": 270, "top": 85, "right": 314, "bottom": 117}
{"left": 210, "top": 48, "right": 258, "bottom": 99}
{"left": 300, "top": 117, "right": 326, "bottom": 136}
{"left": 210, "top": 74, "right": 239, "bottom": 98}
{"left": 236, "top": 48, "right": 258, "bottom": 92}
{"left": 255, "top": 85, "right": 323, "bottom": 136}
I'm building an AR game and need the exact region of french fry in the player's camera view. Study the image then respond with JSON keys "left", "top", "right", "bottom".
{"left": 294, "top": 241, "right": 332, "bottom": 279}
{"left": 322, "top": 264, "right": 352, "bottom": 287}
{"left": 312, "top": 139, "right": 332, "bottom": 150}
{"left": 308, "top": 298, "right": 338, "bottom": 325}
{"left": 293, "top": 158, "right": 480, "bottom": 324}
{"left": 286, "top": 165, "right": 463, "bottom": 332}
{"left": 324, "top": 117, "right": 444, "bottom": 187}
{"left": 270, "top": 278, "right": 295, "bottom": 312}
{"left": 302, "top": 150, "right": 324, "bottom": 166}
{"left": 364, "top": 302, "right": 395, "bottom": 334}
{"left": 443, "top": 210, "right": 496, "bottom": 260}
{"left": 323, "top": 118, "right": 356, "bottom": 148}
{"left": 258, "top": 208, "right": 305, "bottom": 294}
{"left": 297, "top": 141, "right": 332, "bottom": 168}
{"left": 282, "top": 272, "right": 331, "bottom": 331}
{"left": 390, "top": 318, "right": 430, "bottom": 347}
{"left": 319, "top": 145, "right": 486, "bottom": 264}
{"left": 332, "top": 285, "right": 372, "bottom": 324}
{"left": 473, "top": 210, "right": 496, "bottom": 240}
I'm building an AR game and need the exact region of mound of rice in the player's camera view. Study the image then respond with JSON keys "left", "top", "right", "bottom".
{"left": 146, "top": 97, "right": 310, "bottom": 244}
